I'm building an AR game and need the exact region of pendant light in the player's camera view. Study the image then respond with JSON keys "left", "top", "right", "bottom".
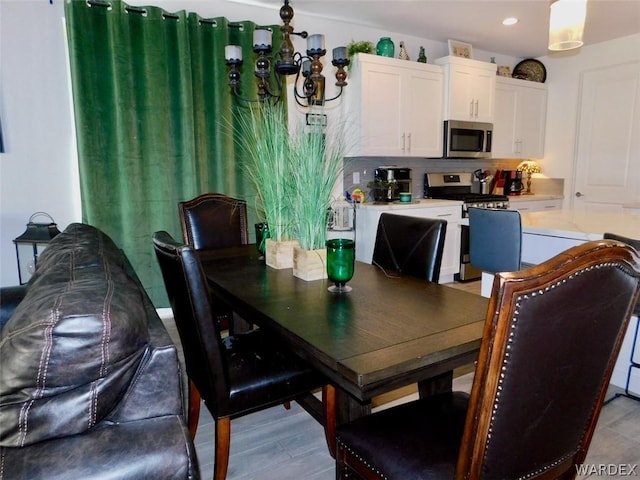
{"left": 548, "top": 0, "right": 587, "bottom": 51}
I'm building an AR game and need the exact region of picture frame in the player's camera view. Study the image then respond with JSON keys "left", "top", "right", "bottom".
{"left": 448, "top": 39, "right": 473, "bottom": 59}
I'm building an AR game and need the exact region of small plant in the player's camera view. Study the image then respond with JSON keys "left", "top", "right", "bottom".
{"left": 347, "top": 40, "right": 375, "bottom": 58}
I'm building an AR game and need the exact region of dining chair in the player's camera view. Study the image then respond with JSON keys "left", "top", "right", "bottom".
{"left": 179, "top": 192, "right": 249, "bottom": 251}
{"left": 178, "top": 193, "right": 250, "bottom": 330}
{"left": 468, "top": 206, "right": 522, "bottom": 273}
{"left": 153, "top": 231, "right": 334, "bottom": 480}
{"left": 335, "top": 239, "right": 640, "bottom": 480}
{"left": 604, "top": 232, "right": 640, "bottom": 402}
{"left": 177, "top": 193, "right": 251, "bottom": 436}
{"left": 372, "top": 213, "right": 447, "bottom": 283}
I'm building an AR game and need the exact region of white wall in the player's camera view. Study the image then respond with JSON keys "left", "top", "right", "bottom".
{"left": 540, "top": 33, "right": 640, "bottom": 205}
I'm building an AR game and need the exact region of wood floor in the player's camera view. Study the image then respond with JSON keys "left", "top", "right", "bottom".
{"left": 161, "top": 279, "right": 640, "bottom": 479}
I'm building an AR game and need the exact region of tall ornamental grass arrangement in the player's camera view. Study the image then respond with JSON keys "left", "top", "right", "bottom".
{"left": 290, "top": 122, "right": 348, "bottom": 251}
{"left": 235, "top": 103, "right": 296, "bottom": 242}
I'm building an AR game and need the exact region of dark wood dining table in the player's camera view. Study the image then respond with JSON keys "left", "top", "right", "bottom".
{"left": 199, "top": 245, "right": 489, "bottom": 425}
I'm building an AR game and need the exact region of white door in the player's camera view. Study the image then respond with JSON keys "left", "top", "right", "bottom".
{"left": 573, "top": 61, "right": 640, "bottom": 211}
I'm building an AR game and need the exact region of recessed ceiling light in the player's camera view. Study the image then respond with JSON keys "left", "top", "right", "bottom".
{"left": 503, "top": 17, "right": 519, "bottom": 26}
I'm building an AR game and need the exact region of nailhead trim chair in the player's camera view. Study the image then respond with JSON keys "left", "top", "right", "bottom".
{"left": 335, "top": 239, "right": 640, "bottom": 480}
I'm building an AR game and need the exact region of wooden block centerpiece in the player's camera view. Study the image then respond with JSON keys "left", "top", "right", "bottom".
{"left": 293, "top": 246, "right": 327, "bottom": 281}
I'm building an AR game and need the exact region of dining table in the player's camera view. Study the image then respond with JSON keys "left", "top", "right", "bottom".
{"left": 199, "top": 245, "right": 489, "bottom": 426}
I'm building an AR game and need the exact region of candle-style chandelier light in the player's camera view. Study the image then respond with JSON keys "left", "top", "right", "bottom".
{"left": 224, "top": 0, "right": 350, "bottom": 106}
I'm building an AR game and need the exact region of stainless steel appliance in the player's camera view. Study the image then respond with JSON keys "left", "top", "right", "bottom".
{"left": 374, "top": 166, "right": 412, "bottom": 201}
{"left": 443, "top": 120, "right": 493, "bottom": 159}
{"left": 423, "top": 172, "right": 509, "bottom": 281}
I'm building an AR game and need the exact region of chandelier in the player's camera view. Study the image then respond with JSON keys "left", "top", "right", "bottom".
{"left": 224, "top": 0, "right": 350, "bottom": 105}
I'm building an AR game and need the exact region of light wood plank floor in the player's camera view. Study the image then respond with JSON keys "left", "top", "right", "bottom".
{"left": 162, "top": 279, "right": 640, "bottom": 479}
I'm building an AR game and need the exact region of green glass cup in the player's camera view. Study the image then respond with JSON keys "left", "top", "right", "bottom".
{"left": 255, "top": 222, "right": 269, "bottom": 259}
{"left": 326, "top": 238, "right": 355, "bottom": 293}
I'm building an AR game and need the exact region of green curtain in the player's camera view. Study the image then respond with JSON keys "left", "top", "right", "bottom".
{"left": 64, "top": 0, "right": 283, "bottom": 305}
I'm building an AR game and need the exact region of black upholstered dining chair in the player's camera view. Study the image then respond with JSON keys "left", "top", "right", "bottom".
{"left": 335, "top": 239, "right": 640, "bottom": 480}
{"left": 153, "top": 231, "right": 334, "bottom": 480}
{"left": 372, "top": 213, "right": 447, "bottom": 283}
{"left": 179, "top": 193, "right": 250, "bottom": 332}
{"left": 179, "top": 192, "right": 249, "bottom": 251}
{"left": 604, "top": 232, "right": 640, "bottom": 402}
{"left": 468, "top": 206, "right": 522, "bottom": 274}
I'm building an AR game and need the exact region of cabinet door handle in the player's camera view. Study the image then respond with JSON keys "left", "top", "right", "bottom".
{"left": 437, "top": 213, "right": 452, "bottom": 217}
{"left": 402, "top": 133, "right": 405, "bottom": 152}
{"left": 474, "top": 100, "right": 479, "bottom": 118}
{"left": 407, "top": 133, "right": 411, "bottom": 152}
{"left": 469, "top": 100, "right": 474, "bottom": 118}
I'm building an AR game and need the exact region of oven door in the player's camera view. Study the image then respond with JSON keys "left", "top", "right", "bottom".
{"left": 455, "top": 224, "right": 482, "bottom": 282}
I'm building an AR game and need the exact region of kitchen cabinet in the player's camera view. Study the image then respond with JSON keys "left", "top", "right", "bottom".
{"left": 435, "top": 56, "right": 496, "bottom": 123}
{"left": 344, "top": 53, "right": 443, "bottom": 157}
{"left": 354, "top": 200, "right": 462, "bottom": 283}
{"left": 493, "top": 77, "right": 547, "bottom": 159}
{"left": 508, "top": 196, "right": 562, "bottom": 212}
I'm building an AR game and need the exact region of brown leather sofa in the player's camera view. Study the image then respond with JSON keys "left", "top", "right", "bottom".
{"left": 0, "top": 223, "right": 199, "bottom": 479}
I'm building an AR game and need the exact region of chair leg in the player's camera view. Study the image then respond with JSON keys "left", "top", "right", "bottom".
{"left": 188, "top": 380, "right": 201, "bottom": 438}
{"left": 323, "top": 384, "right": 337, "bottom": 458}
{"left": 214, "top": 417, "right": 231, "bottom": 480}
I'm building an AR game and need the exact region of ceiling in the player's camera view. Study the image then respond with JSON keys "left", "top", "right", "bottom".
{"left": 229, "top": 0, "right": 640, "bottom": 59}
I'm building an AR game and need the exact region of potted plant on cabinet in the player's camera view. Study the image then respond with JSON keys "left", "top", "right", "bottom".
{"left": 236, "top": 102, "right": 298, "bottom": 269}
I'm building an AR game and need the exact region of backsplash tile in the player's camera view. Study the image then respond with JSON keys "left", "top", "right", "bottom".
{"left": 343, "top": 157, "right": 525, "bottom": 200}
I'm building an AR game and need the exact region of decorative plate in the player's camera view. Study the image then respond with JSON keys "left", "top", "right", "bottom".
{"left": 512, "top": 59, "right": 547, "bottom": 83}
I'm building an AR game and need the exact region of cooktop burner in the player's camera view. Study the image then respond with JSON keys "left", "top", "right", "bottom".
{"left": 424, "top": 172, "right": 509, "bottom": 216}
{"left": 430, "top": 193, "right": 509, "bottom": 203}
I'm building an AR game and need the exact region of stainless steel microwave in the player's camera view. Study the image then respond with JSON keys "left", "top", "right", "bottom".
{"left": 443, "top": 120, "right": 493, "bottom": 158}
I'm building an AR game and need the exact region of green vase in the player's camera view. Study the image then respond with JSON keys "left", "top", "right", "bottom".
{"left": 326, "top": 238, "right": 355, "bottom": 293}
{"left": 376, "top": 37, "right": 394, "bottom": 58}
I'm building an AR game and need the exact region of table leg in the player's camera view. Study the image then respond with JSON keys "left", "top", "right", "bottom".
{"left": 336, "top": 387, "right": 371, "bottom": 426}
{"left": 418, "top": 370, "right": 453, "bottom": 398}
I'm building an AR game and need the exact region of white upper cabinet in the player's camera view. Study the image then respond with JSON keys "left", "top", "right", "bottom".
{"left": 435, "top": 56, "right": 496, "bottom": 123}
{"left": 492, "top": 76, "right": 547, "bottom": 159}
{"left": 343, "top": 53, "right": 443, "bottom": 157}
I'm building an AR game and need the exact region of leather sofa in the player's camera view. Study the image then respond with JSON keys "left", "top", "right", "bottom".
{"left": 0, "top": 223, "right": 199, "bottom": 479}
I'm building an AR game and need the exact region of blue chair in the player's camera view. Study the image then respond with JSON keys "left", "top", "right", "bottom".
{"left": 468, "top": 207, "right": 522, "bottom": 273}
{"left": 604, "top": 232, "right": 640, "bottom": 403}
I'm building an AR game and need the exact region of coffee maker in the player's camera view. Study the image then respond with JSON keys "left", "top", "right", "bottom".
{"left": 374, "top": 166, "right": 412, "bottom": 201}
{"left": 503, "top": 170, "right": 524, "bottom": 196}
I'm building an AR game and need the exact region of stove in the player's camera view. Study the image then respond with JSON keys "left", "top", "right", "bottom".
{"left": 424, "top": 172, "right": 510, "bottom": 282}
{"left": 423, "top": 172, "right": 509, "bottom": 218}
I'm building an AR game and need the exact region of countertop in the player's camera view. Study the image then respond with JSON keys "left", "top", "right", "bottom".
{"left": 519, "top": 209, "right": 640, "bottom": 241}
{"left": 356, "top": 199, "right": 463, "bottom": 210}
{"left": 507, "top": 194, "right": 563, "bottom": 202}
